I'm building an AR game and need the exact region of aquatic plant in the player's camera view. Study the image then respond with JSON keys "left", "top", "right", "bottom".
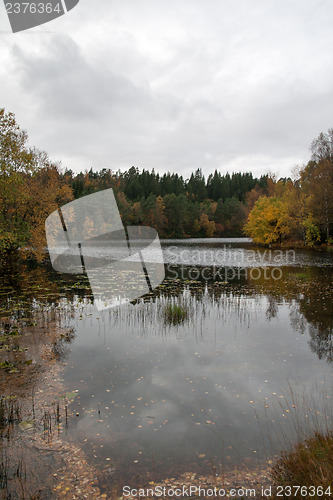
{"left": 0, "top": 360, "right": 18, "bottom": 372}
{"left": 163, "top": 302, "right": 189, "bottom": 325}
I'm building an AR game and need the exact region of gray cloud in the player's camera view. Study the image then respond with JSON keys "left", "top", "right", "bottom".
{"left": 1, "top": 0, "right": 333, "bottom": 178}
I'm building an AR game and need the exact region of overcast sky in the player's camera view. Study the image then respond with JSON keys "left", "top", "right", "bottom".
{"left": 1, "top": 0, "right": 333, "bottom": 179}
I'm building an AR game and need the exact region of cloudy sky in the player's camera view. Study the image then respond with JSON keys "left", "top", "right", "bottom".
{"left": 1, "top": 0, "right": 333, "bottom": 179}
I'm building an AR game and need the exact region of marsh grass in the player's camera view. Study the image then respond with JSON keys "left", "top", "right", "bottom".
{"left": 163, "top": 302, "right": 189, "bottom": 325}
{"left": 105, "top": 283, "right": 254, "bottom": 339}
{"left": 271, "top": 432, "right": 333, "bottom": 498}
{"left": 0, "top": 396, "right": 69, "bottom": 497}
{"left": 293, "top": 271, "right": 309, "bottom": 281}
{"left": 256, "top": 384, "right": 333, "bottom": 498}
{"left": 0, "top": 397, "right": 21, "bottom": 434}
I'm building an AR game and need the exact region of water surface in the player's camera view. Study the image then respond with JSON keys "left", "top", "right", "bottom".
{"left": 56, "top": 239, "right": 333, "bottom": 487}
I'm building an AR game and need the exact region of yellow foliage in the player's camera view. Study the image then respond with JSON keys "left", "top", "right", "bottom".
{"left": 244, "top": 196, "right": 291, "bottom": 245}
{"left": 0, "top": 108, "right": 73, "bottom": 262}
{"left": 199, "top": 213, "right": 215, "bottom": 238}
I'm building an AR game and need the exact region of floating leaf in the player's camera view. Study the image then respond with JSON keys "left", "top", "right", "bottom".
{"left": 19, "top": 420, "right": 34, "bottom": 431}
{"left": 65, "top": 391, "right": 78, "bottom": 402}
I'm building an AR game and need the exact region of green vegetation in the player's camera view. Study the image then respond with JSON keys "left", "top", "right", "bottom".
{"left": 63, "top": 166, "right": 267, "bottom": 239}
{"left": 271, "top": 432, "right": 333, "bottom": 499}
{"left": 0, "top": 108, "right": 73, "bottom": 264}
{"left": 163, "top": 303, "right": 189, "bottom": 325}
{"left": 0, "top": 360, "right": 18, "bottom": 372}
{"left": 1, "top": 107, "right": 333, "bottom": 265}
{"left": 245, "top": 130, "right": 333, "bottom": 246}
{"left": 61, "top": 129, "right": 333, "bottom": 246}
{"left": 0, "top": 107, "right": 268, "bottom": 263}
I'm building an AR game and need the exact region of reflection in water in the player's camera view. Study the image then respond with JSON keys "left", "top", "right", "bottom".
{"left": 60, "top": 267, "right": 333, "bottom": 487}
{"left": 0, "top": 243, "right": 333, "bottom": 493}
{"left": 245, "top": 266, "right": 333, "bottom": 363}
{"left": 161, "top": 239, "right": 333, "bottom": 268}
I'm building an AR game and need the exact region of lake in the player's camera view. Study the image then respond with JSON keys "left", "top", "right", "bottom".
{"left": 1, "top": 238, "right": 333, "bottom": 495}
{"left": 60, "top": 239, "right": 333, "bottom": 486}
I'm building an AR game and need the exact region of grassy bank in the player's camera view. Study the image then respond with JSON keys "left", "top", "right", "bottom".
{"left": 270, "top": 431, "right": 333, "bottom": 499}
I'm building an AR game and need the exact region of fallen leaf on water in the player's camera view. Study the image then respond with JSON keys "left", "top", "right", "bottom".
{"left": 65, "top": 391, "right": 78, "bottom": 402}
{"left": 19, "top": 420, "right": 34, "bottom": 431}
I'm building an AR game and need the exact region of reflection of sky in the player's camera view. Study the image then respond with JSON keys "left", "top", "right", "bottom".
{"left": 62, "top": 289, "right": 333, "bottom": 479}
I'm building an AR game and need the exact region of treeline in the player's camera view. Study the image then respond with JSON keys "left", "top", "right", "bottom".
{"left": 245, "top": 129, "right": 333, "bottom": 246}
{"left": 1, "top": 107, "right": 332, "bottom": 265}
{"left": 0, "top": 108, "right": 268, "bottom": 262}
{"left": 70, "top": 165, "right": 266, "bottom": 202}
{"left": 61, "top": 167, "right": 268, "bottom": 238}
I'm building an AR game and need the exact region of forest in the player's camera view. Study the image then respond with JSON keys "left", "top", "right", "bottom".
{"left": 63, "top": 165, "right": 268, "bottom": 239}
{"left": 1, "top": 107, "right": 333, "bottom": 263}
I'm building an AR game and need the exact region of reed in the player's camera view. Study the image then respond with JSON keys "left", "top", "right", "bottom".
{"left": 261, "top": 384, "right": 333, "bottom": 498}
{"left": 163, "top": 303, "right": 189, "bottom": 325}
{"left": 271, "top": 432, "right": 333, "bottom": 498}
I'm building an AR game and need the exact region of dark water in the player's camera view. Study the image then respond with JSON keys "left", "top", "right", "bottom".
{"left": 1, "top": 239, "right": 333, "bottom": 491}
{"left": 56, "top": 240, "right": 333, "bottom": 486}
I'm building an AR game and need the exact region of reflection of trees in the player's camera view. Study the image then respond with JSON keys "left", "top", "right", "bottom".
{"left": 289, "top": 305, "right": 307, "bottom": 336}
{"left": 297, "top": 285, "right": 333, "bottom": 362}
{"left": 266, "top": 295, "right": 278, "bottom": 320}
{"left": 2, "top": 261, "right": 332, "bottom": 363}
{"left": 248, "top": 266, "right": 333, "bottom": 362}
{"left": 0, "top": 263, "right": 83, "bottom": 398}
{"left": 308, "top": 325, "right": 333, "bottom": 362}
{"left": 164, "top": 265, "right": 333, "bottom": 362}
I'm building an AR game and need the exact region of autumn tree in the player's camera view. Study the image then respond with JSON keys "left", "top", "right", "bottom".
{"left": 115, "top": 191, "right": 131, "bottom": 225}
{"left": 0, "top": 108, "right": 73, "bottom": 263}
{"left": 154, "top": 196, "right": 167, "bottom": 235}
{"left": 244, "top": 196, "right": 291, "bottom": 245}
{"left": 301, "top": 160, "right": 333, "bottom": 241}
{"left": 199, "top": 213, "right": 215, "bottom": 238}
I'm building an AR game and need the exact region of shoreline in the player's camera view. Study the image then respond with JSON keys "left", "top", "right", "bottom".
{"left": 2, "top": 263, "right": 331, "bottom": 498}
{"left": 0, "top": 319, "right": 101, "bottom": 498}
